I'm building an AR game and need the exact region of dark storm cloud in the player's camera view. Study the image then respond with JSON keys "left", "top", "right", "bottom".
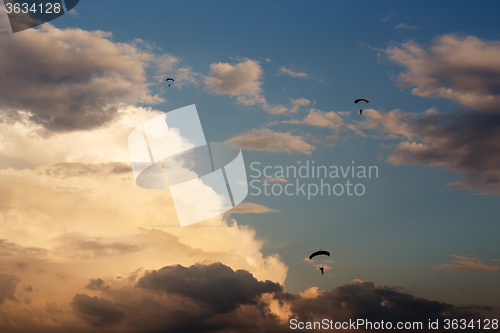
{"left": 371, "top": 34, "right": 500, "bottom": 194}
{"left": 136, "top": 262, "right": 283, "bottom": 313}
{"left": 289, "top": 281, "right": 480, "bottom": 327}
{"left": 0, "top": 263, "right": 490, "bottom": 332}
{"left": 71, "top": 294, "right": 125, "bottom": 327}
{"left": 386, "top": 110, "right": 500, "bottom": 194}
{"left": 85, "top": 278, "right": 110, "bottom": 291}
{"left": 0, "top": 274, "right": 19, "bottom": 304}
{"left": 0, "top": 25, "right": 163, "bottom": 133}
{"left": 65, "top": 263, "right": 488, "bottom": 332}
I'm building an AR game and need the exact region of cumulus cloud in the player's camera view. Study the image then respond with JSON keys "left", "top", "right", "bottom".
{"left": 0, "top": 25, "right": 167, "bottom": 133}
{"left": 350, "top": 109, "right": 414, "bottom": 139}
{"left": 0, "top": 106, "right": 159, "bottom": 167}
{"left": 85, "top": 278, "right": 110, "bottom": 291}
{"left": 352, "top": 35, "right": 500, "bottom": 194}
{"left": 436, "top": 255, "right": 500, "bottom": 272}
{"left": 289, "top": 98, "right": 311, "bottom": 113}
{"left": 205, "top": 59, "right": 264, "bottom": 98}
{"left": 278, "top": 67, "right": 308, "bottom": 78}
{"left": 0, "top": 100, "right": 289, "bottom": 330}
{"left": 71, "top": 294, "right": 125, "bottom": 327}
{"left": 172, "top": 67, "right": 200, "bottom": 87}
{"left": 204, "top": 59, "right": 288, "bottom": 113}
{"left": 0, "top": 259, "right": 492, "bottom": 332}
{"left": 285, "top": 108, "right": 346, "bottom": 131}
{"left": 228, "top": 128, "right": 315, "bottom": 155}
{"left": 385, "top": 34, "right": 500, "bottom": 109}
{"left": 56, "top": 265, "right": 487, "bottom": 332}
{"left": 351, "top": 109, "right": 500, "bottom": 193}
{"left": 288, "top": 280, "right": 479, "bottom": 326}
{"left": 137, "top": 263, "right": 283, "bottom": 313}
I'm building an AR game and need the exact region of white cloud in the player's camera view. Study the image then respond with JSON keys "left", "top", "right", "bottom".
{"left": 285, "top": 108, "right": 345, "bottom": 131}
{"left": 289, "top": 98, "right": 311, "bottom": 113}
{"left": 278, "top": 67, "right": 307, "bottom": 78}
{"left": 228, "top": 128, "right": 314, "bottom": 155}
{"left": 205, "top": 59, "right": 263, "bottom": 97}
{"left": 395, "top": 23, "right": 417, "bottom": 29}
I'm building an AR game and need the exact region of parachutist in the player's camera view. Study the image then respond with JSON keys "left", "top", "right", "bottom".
{"left": 320, "top": 267, "right": 324, "bottom": 275}
{"left": 355, "top": 99, "right": 368, "bottom": 116}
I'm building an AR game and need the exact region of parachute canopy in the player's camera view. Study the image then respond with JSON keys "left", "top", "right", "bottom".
{"left": 309, "top": 250, "right": 330, "bottom": 260}
{"left": 166, "top": 78, "right": 175, "bottom": 82}
{"left": 354, "top": 99, "right": 369, "bottom": 104}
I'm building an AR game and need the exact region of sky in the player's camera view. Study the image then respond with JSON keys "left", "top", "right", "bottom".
{"left": 0, "top": 1, "right": 499, "bottom": 332}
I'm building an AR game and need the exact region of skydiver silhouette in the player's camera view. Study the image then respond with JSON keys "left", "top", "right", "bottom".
{"left": 359, "top": 109, "right": 363, "bottom": 115}
{"left": 319, "top": 267, "right": 324, "bottom": 275}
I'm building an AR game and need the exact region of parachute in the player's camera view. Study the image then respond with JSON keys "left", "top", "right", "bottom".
{"left": 354, "top": 99, "right": 369, "bottom": 115}
{"left": 309, "top": 250, "right": 330, "bottom": 260}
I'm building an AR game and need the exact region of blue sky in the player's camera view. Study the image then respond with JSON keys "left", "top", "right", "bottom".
{"left": 55, "top": 0, "right": 500, "bottom": 296}
{"left": 1, "top": 1, "right": 500, "bottom": 331}
{"left": 50, "top": 0, "right": 500, "bottom": 303}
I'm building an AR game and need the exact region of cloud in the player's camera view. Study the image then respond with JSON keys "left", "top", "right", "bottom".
{"left": 228, "top": 128, "right": 315, "bottom": 155}
{"left": 172, "top": 67, "right": 200, "bottom": 87}
{"left": 0, "top": 239, "right": 49, "bottom": 257}
{"left": 205, "top": 59, "right": 263, "bottom": 98}
{"left": 385, "top": 34, "right": 500, "bottom": 109}
{"left": 44, "top": 162, "right": 131, "bottom": 178}
{"left": 85, "top": 278, "right": 110, "bottom": 291}
{"left": 0, "top": 274, "right": 19, "bottom": 304}
{"left": 350, "top": 109, "right": 414, "bottom": 139}
{"left": 59, "top": 265, "right": 487, "bottom": 332}
{"left": 71, "top": 294, "right": 125, "bottom": 327}
{"left": 204, "top": 59, "right": 288, "bottom": 114}
{"left": 0, "top": 106, "right": 160, "bottom": 167}
{"left": 351, "top": 109, "right": 500, "bottom": 194}
{"left": 382, "top": 12, "right": 396, "bottom": 22}
{"left": 266, "top": 178, "right": 288, "bottom": 183}
{"left": 288, "top": 280, "right": 479, "bottom": 326}
{"left": 289, "top": 98, "right": 311, "bottom": 113}
{"left": 0, "top": 25, "right": 166, "bottom": 133}
{"left": 436, "top": 255, "right": 500, "bottom": 272}
{"left": 136, "top": 262, "right": 283, "bottom": 313}
{"left": 395, "top": 23, "right": 417, "bottom": 29}
{"left": 285, "top": 108, "right": 345, "bottom": 131}
{"left": 54, "top": 234, "right": 144, "bottom": 259}
{"left": 278, "top": 67, "right": 307, "bottom": 78}
{"left": 387, "top": 110, "right": 500, "bottom": 194}
{"left": 352, "top": 35, "right": 500, "bottom": 194}
{"left": 0, "top": 259, "right": 492, "bottom": 332}
{"left": 228, "top": 202, "right": 279, "bottom": 214}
